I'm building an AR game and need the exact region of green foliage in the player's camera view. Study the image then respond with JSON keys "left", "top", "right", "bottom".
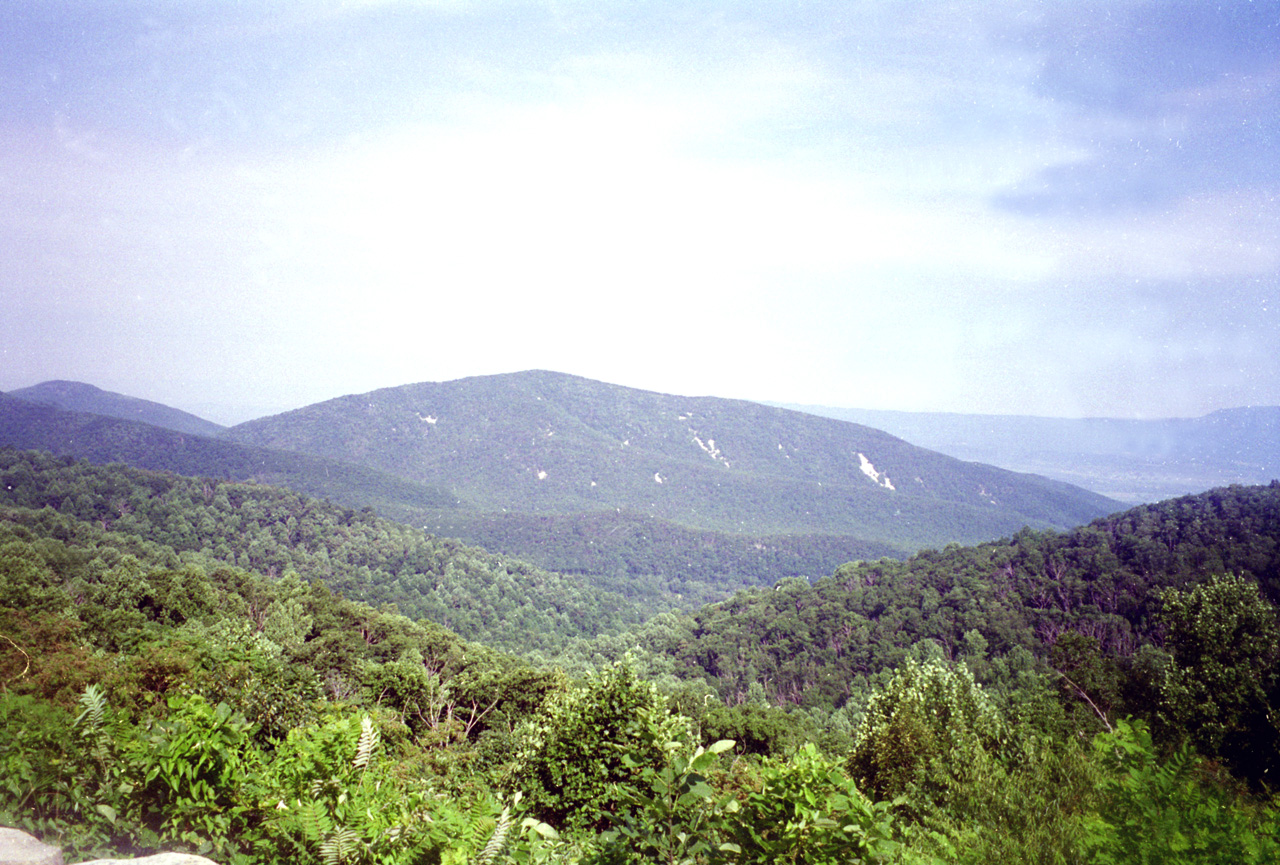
{"left": 727, "top": 743, "right": 899, "bottom": 865}
{"left": 0, "top": 540, "right": 70, "bottom": 613}
{"left": 848, "top": 658, "right": 1005, "bottom": 816}
{"left": 1155, "top": 574, "right": 1280, "bottom": 779}
{"left": 0, "top": 692, "right": 82, "bottom": 834}
{"left": 593, "top": 738, "right": 738, "bottom": 865}
{"left": 1083, "top": 718, "right": 1280, "bottom": 865}
{"left": 128, "top": 694, "right": 263, "bottom": 857}
{"left": 181, "top": 620, "right": 324, "bottom": 743}
{"left": 261, "top": 711, "right": 448, "bottom": 865}
{"left": 911, "top": 737, "right": 1096, "bottom": 865}
{"left": 511, "top": 657, "right": 692, "bottom": 832}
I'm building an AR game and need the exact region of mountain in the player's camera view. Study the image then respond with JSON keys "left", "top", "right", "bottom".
{"left": 11, "top": 380, "right": 226, "bottom": 437}
{"left": 775, "top": 404, "right": 1280, "bottom": 504}
{"left": 223, "top": 370, "right": 1119, "bottom": 559}
{"left": 0, "top": 391, "right": 457, "bottom": 516}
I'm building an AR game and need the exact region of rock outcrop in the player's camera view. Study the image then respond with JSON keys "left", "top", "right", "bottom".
{"left": 0, "top": 830, "right": 217, "bottom": 865}
{"left": 0, "top": 829, "right": 63, "bottom": 865}
{"left": 77, "top": 856, "right": 218, "bottom": 865}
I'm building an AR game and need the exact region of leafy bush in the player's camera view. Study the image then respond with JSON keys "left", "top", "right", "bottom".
{"left": 126, "top": 694, "right": 263, "bottom": 858}
{"left": 1082, "top": 718, "right": 1280, "bottom": 865}
{"left": 510, "top": 657, "right": 691, "bottom": 832}
{"left": 727, "top": 743, "right": 900, "bottom": 865}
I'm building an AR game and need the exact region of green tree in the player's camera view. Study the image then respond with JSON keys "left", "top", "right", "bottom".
{"left": 511, "top": 657, "right": 691, "bottom": 832}
{"left": 1155, "top": 574, "right": 1280, "bottom": 780}
{"left": 847, "top": 658, "right": 1005, "bottom": 817}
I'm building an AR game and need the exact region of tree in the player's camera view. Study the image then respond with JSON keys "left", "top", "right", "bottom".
{"left": 510, "top": 657, "right": 690, "bottom": 832}
{"left": 847, "top": 657, "right": 1005, "bottom": 816}
{"left": 1156, "top": 574, "right": 1280, "bottom": 781}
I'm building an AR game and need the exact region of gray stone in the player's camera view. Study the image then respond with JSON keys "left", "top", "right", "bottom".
{"left": 0, "top": 828, "right": 64, "bottom": 865}
{"left": 75, "top": 857, "right": 218, "bottom": 865}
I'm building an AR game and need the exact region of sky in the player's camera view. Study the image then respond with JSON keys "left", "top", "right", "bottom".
{"left": 1, "top": 0, "right": 1278, "bottom": 425}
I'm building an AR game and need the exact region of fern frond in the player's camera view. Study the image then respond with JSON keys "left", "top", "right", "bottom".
{"left": 475, "top": 806, "right": 511, "bottom": 865}
{"left": 353, "top": 715, "right": 379, "bottom": 771}
{"left": 321, "top": 825, "right": 362, "bottom": 865}
{"left": 75, "top": 683, "right": 108, "bottom": 732}
{"left": 293, "top": 797, "right": 333, "bottom": 844}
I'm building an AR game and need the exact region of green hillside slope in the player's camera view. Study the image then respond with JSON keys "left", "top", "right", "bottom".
{"left": 592, "top": 482, "right": 1280, "bottom": 725}
{"left": 224, "top": 370, "right": 1119, "bottom": 553}
{"left": 0, "top": 447, "right": 640, "bottom": 653}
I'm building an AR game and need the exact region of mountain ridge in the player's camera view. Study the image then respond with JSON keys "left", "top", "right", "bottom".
{"left": 0, "top": 391, "right": 908, "bottom": 593}
{"left": 222, "top": 370, "right": 1119, "bottom": 552}
{"left": 11, "top": 380, "right": 226, "bottom": 437}
{"left": 0, "top": 391, "right": 460, "bottom": 515}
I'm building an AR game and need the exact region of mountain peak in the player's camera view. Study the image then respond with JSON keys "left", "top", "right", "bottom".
{"left": 224, "top": 371, "right": 1118, "bottom": 551}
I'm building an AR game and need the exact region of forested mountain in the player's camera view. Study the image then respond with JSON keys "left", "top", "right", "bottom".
{"left": 223, "top": 370, "right": 1118, "bottom": 562}
{"left": 11, "top": 381, "right": 226, "bottom": 437}
{"left": 585, "top": 482, "right": 1280, "bottom": 733}
{"left": 0, "top": 402, "right": 891, "bottom": 608}
{"left": 0, "top": 392, "right": 459, "bottom": 517}
{"left": 3, "top": 378, "right": 1118, "bottom": 586}
{"left": 781, "top": 402, "right": 1280, "bottom": 504}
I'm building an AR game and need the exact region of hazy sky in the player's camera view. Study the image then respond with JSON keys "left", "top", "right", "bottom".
{"left": 2, "top": 0, "right": 1277, "bottom": 424}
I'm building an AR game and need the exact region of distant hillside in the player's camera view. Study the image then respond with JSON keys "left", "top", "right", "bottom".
{"left": 777, "top": 403, "right": 1280, "bottom": 503}
{"left": 425, "top": 509, "right": 902, "bottom": 605}
{"left": 11, "top": 380, "right": 226, "bottom": 437}
{"left": 0, "top": 392, "right": 458, "bottom": 516}
{"left": 592, "top": 481, "right": 1280, "bottom": 715}
{"left": 224, "top": 371, "right": 1119, "bottom": 558}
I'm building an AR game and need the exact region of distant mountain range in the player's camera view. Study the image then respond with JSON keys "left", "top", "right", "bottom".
{"left": 11, "top": 380, "right": 226, "bottom": 437}
{"left": 0, "top": 372, "right": 1119, "bottom": 591}
{"left": 775, "top": 404, "right": 1280, "bottom": 503}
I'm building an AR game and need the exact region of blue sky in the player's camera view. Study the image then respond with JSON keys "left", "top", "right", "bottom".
{"left": 1, "top": 0, "right": 1277, "bottom": 424}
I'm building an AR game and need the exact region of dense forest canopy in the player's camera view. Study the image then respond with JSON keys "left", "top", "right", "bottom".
{"left": 2, "top": 446, "right": 1278, "bottom": 863}
{"left": 0, "top": 448, "right": 643, "bottom": 655}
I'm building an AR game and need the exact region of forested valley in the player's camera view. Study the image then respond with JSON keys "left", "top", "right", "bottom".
{"left": 3, "top": 446, "right": 1279, "bottom": 863}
